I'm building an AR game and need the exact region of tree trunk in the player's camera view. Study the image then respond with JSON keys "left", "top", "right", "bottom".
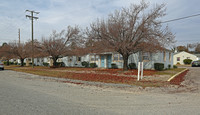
{"left": 53, "top": 57, "right": 58, "bottom": 67}
{"left": 6, "top": 59, "right": 9, "bottom": 66}
{"left": 20, "top": 58, "right": 24, "bottom": 66}
{"left": 122, "top": 54, "right": 129, "bottom": 71}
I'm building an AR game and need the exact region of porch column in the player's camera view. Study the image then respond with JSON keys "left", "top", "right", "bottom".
{"left": 105, "top": 55, "right": 107, "bottom": 68}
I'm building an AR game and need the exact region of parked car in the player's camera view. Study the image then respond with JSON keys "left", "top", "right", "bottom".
{"left": 0, "top": 61, "right": 4, "bottom": 70}
{"left": 191, "top": 61, "right": 200, "bottom": 67}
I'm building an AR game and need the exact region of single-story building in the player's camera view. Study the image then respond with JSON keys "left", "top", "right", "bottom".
{"left": 61, "top": 50, "right": 173, "bottom": 69}
{"left": 13, "top": 50, "right": 173, "bottom": 69}
{"left": 173, "top": 51, "right": 198, "bottom": 65}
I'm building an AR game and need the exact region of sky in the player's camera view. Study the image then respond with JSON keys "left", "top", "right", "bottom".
{"left": 0, "top": 0, "right": 200, "bottom": 46}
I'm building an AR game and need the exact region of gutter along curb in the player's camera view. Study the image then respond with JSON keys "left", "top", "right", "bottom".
{"left": 167, "top": 68, "right": 188, "bottom": 82}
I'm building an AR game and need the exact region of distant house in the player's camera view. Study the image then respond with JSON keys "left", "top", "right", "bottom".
{"left": 61, "top": 50, "right": 173, "bottom": 69}
{"left": 173, "top": 51, "right": 198, "bottom": 65}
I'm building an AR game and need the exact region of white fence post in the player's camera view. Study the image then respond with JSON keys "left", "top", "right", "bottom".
{"left": 141, "top": 62, "right": 143, "bottom": 80}
{"left": 137, "top": 62, "right": 141, "bottom": 81}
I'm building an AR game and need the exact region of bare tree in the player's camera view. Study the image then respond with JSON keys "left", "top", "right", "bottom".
{"left": 195, "top": 43, "right": 200, "bottom": 53}
{"left": 0, "top": 43, "right": 14, "bottom": 65}
{"left": 41, "top": 26, "right": 81, "bottom": 67}
{"left": 176, "top": 45, "right": 188, "bottom": 52}
{"left": 87, "top": 1, "right": 175, "bottom": 70}
{"left": 7, "top": 42, "right": 30, "bottom": 66}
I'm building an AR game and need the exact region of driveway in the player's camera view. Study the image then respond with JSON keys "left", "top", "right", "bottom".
{"left": 0, "top": 68, "right": 200, "bottom": 115}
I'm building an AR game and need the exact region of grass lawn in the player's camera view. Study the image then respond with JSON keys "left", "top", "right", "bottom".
{"left": 5, "top": 65, "right": 187, "bottom": 88}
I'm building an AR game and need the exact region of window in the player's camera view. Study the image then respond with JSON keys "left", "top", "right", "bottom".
{"left": 119, "top": 54, "right": 123, "bottom": 60}
{"left": 113, "top": 54, "right": 123, "bottom": 61}
{"left": 90, "top": 55, "right": 95, "bottom": 61}
{"left": 163, "top": 51, "right": 166, "bottom": 61}
{"left": 177, "top": 57, "right": 180, "bottom": 61}
{"left": 77, "top": 57, "right": 81, "bottom": 62}
{"left": 187, "top": 57, "right": 190, "bottom": 59}
{"left": 142, "top": 52, "right": 150, "bottom": 61}
{"left": 90, "top": 55, "right": 99, "bottom": 61}
{"left": 68, "top": 57, "right": 72, "bottom": 62}
{"left": 95, "top": 55, "right": 99, "bottom": 61}
{"left": 113, "top": 54, "right": 119, "bottom": 61}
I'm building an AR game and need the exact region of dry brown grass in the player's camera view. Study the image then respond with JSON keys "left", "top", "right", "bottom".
{"left": 5, "top": 65, "right": 186, "bottom": 88}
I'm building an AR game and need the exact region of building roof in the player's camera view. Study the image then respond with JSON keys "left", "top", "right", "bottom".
{"left": 173, "top": 51, "right": 197, "bottom": 56}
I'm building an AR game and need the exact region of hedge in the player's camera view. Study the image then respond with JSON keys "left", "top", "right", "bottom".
{"left": 154, "top": 63, "right": 164, "bottom": 71}
{"left": 128, "top": 63, "right": 136, "bottom": 69}
{"left": 90, "top": 63, "right": 97, "bottom": 68}
{"left": 183, "top": 59, "right": 192, "bottom": 65}
{"left": 81, "top": 61, "right": 89, "bottom": 68}
{"left": 111, "top": 63, "right": 118, "bottom": 69}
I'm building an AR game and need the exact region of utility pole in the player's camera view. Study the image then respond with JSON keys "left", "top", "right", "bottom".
{"left": 18, "top": 28, "right": 20, "bottom": 44}
{"left": 26, "top": 10, "right": 39, "bottom": 68}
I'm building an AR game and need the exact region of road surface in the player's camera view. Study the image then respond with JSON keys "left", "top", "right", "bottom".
{"left": 0, "top": 68, "right": 200, "bottom": 115}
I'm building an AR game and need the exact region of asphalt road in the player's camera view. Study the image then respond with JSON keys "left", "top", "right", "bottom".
{"left": 0, "top": 68, "right": 200, "bottom": 115}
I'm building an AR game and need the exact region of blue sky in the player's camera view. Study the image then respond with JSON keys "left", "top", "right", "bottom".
{"left": 0, "top": 0, "right": 200, "bottom": 46}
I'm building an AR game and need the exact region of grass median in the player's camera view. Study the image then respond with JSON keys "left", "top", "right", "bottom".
{"left": 5, "top": 65, "right": 186, "bottom": 88}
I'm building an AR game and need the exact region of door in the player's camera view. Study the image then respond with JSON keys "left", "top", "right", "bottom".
{"left": 101, "top": 56, "right": 105, "bottom": 68}
{"left": 107, "top": 55, "right": 112, "bottom": 68}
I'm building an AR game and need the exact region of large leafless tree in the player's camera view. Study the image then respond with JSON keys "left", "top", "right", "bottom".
{"left": 87, "top": 1, "right": 175, "bottom": 70}
{"left": 41, "top": 26, "right": 82, "bottom": 67}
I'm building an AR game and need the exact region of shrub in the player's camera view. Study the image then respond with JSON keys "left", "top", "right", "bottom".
{"left": 43, "top": 62, "right": 49, "bottom": 67}
{"left": 173, "top": 65, "right": 178, "bottom": 69}
{"left": 111, "top": 63, "right": 118, "bottom": 69}
{"left": 60, "top": 62, "right": 65, "bottom": 67}
{"left": 154, "top": 63, "right": 164, "bottom": 71}
{"left": 3, "top": 61, "right": 7, "bottom": 65}
{"left": 90, "top": 63, "right": 97, "bottom": 68}
{"left": 128, "top": 63, "right": 136, "bottom": 69}
{"left": 168, "top": 64, "right": 171, "bottom": 69}
{"left": 183, "top": 59, "right": 192, "bottom": 65}
{"left": 3, "top": 61, "right": 13, "bottom": 65}
{"left": 56, "top": 62, "right": 65, "bottom": 67}
{"left": 81, "top": 61, "right": 89, "bottom": 67}
{"left": 176, "top": 62, "right": 180, "bottom": 65}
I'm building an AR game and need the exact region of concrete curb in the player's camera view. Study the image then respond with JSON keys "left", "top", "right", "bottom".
{"left": 167, "top": 68, "right": 188, "bottom": 82}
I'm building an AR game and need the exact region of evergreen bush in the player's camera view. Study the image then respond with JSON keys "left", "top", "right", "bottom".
{"left": 154, "top": 63, "right": 164, "bottom": 71}
{"left": 90, "top": 63, "right": 97, "bottom": 68}
{"left": 111, "top": 63, "right": 118, "bottom": 69}
{"left": 81, "top": 61, "right": 89, "bottom": 67}
{"left": 128, "top": 63, "right": 136, "bottom": 69}
{"left": 183, "top": 59, "right": 192, "bottom": 65}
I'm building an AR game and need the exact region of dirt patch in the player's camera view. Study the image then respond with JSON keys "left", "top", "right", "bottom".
{"left": 170, "top": 69, "right": 189, "bottom": 85}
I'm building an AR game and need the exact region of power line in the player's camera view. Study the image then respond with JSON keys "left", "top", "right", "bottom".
{"left": 162, "top": 13, "right": 200, "bottom": 23}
